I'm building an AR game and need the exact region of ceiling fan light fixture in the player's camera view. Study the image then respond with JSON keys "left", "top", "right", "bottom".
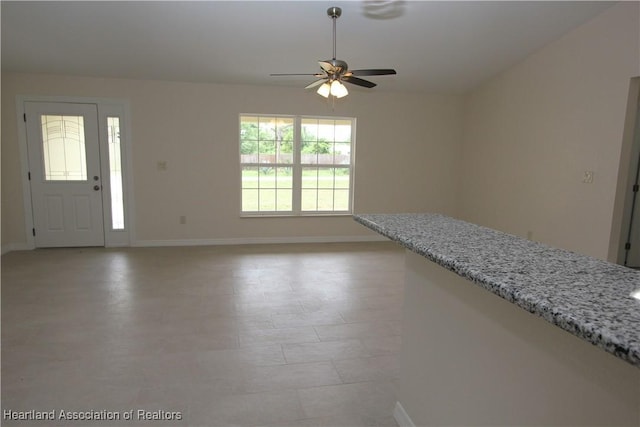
{"left": 317, "top": 82, "right": 331, "bottom": 98}
{"left": 330, "top": 80, "right": 348, "bottom": 98}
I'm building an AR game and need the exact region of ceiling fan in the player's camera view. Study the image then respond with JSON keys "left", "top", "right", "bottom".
{"left": 270, "top": 6, "right": 396, "bottom": 98}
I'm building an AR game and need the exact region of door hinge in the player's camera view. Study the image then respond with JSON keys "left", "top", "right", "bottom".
{"left": 625, "top": 242, "right": 631, "bottom": 250}
{"left": 32, "top": 228, "right": 36, "bottom": 237}
{"left": 23, "top": 113, "right": 26, "bottom": 122}
{"left": 634, "top": 184, "right": 639, "bottom": 193}
{"left": 28, "top": 172, "right": 31, "bottom": 180}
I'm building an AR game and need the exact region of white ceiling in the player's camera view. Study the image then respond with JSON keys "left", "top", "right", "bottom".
{"left": 1, "top": 1, "right": 614, "bottom": 94}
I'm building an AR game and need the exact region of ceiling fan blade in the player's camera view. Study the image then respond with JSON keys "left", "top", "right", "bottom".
{"left": 350, "top": 69, "right": 397, "bottom": 76}
{"left": 319, "top": 61, "right": 336, "bottom": 74}
{"left": 305, "top": 79, "right": 327, "bottom": 89}
{"left": 270, "top": 73, "right": 323, "bottom": 76}
{"left": 342, "top": 76, "right": 377, "bottom": 88}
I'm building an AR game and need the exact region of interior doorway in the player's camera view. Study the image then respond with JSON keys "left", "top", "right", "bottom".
{"left": 621, "top": 97, "right": 640, "bottom": 268}
{"left": 611, "top": 77, "right": 640, "bottom": 267}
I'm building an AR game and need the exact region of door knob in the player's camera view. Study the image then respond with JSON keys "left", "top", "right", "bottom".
{"left": 93, "top": 185, "right": 101, "bottom": 191}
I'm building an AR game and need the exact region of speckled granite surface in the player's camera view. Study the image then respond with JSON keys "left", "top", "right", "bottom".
{"left": 354, "top": 213, "right": 640, "bottom": 368}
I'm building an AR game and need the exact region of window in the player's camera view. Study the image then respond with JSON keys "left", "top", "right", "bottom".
{"left": 41, "top": 115, "right": 87, "bottom": 181}
{"left": 107, "top": 117, "right": 125, "bottom": 230}
{"left": 240, "top": 115, "right": 355, "bottom": 215}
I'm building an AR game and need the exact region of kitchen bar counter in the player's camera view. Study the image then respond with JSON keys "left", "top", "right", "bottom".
{"left": 354, "top": 213, "right": 640, "bottom": 367}
{"left": 354, "top": 213, "right": 640, "bottom": 426}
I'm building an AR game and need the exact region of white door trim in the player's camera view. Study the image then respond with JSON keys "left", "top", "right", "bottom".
{"left": 16, "top": 95, "right": 135, "bottom": 248}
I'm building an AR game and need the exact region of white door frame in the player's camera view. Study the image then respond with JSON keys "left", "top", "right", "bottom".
{"left": 611, "top": 77, "right": 640, "bottom": 264}
{"left": 16, "top": 95, "right": 135, "bottom": 248}
{"left": 618, "top": 87, "right": 640, "bottom": 266}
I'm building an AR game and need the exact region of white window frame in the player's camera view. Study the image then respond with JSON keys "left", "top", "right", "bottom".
{"left": 239, "top": 114, "right": 356, "bottom": 217}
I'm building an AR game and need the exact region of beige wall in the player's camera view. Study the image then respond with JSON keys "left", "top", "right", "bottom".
{"left": 1, "top": 74, "right": 463, "bottom": 248}
{"left": 459, "top": 2, "right": 640, "bottom": 260}
{"left": 3, "top": 3, "right": 638, "bottom": 258}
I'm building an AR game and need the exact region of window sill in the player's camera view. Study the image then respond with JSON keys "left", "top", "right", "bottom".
{"left": 240, "top": 212, "right": 353, "bottom": 218}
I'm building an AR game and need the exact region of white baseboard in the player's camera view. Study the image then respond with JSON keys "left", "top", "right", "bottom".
{"left": 0, "top": 236, "right": 388, "bottom": 252}
{"left": 393, "top": 402, "right": 415, "bottom": 427}
{"left": 1, "top": 242, "right": 32, "bottom": 255}
{"left": 133, "top": 235, "right": 387, "bottom": 247}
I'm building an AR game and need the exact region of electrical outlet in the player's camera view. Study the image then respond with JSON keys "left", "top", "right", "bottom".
{"left": 582, "top": 171, "right": 594, "bottom": 184}
{"left": 179, "top": 215, "right": 187, "bottom": 225}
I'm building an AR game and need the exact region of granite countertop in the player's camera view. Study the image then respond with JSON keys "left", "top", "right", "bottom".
{"left": 354, "top": 213, "right": 640, "bottom": 367}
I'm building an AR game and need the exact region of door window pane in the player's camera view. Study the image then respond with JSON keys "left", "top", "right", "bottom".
{"left": 108, "top": 117, "right": 125, "bottom": 230}
{"left": 41, "top": 115, "right": 87, "bottom": 181}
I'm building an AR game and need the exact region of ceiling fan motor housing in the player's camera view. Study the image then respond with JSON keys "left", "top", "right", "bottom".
{"left": 326, "top": 59, "right": 348, "bottom": 77}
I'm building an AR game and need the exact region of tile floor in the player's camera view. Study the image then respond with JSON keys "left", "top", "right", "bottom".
{"left": 2, "top": 242, "right": 405, "bottom": 426}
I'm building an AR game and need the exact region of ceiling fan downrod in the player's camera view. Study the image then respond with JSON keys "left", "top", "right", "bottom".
{"left": 328, "top": 7, "right": 341, "bottom": 60}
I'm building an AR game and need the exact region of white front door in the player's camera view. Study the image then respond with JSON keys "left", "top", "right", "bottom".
{"left": 25, "top": 102, "right": 105, "bottom": 247}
